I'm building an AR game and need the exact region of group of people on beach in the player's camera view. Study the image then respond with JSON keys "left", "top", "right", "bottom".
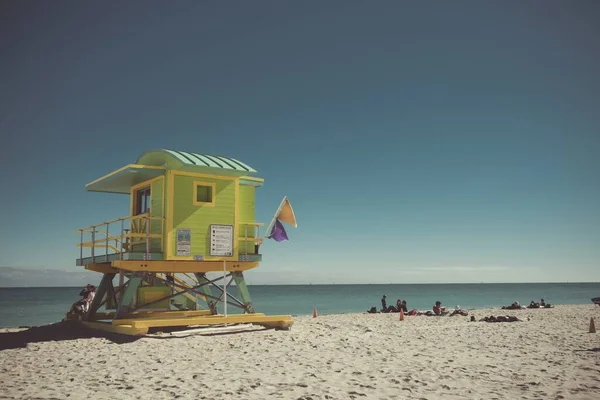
{"left": 368, "top": 295, "right": 555, "bottom": 316}
{"left": 367, "top": 295, "right": 469, "bottom": 317}
{"left": 68, "top": 284, "right": 96, "bottom": 315}
{"left": 501, "top": 298, "right": 553, "bottom": 310}
{"left": 375, "top": 295, "right": 408, "bottom": 314}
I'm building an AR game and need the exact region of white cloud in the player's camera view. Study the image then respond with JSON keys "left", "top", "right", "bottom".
{"left": 0, "top": 267, "right": 98, "bottom": 287}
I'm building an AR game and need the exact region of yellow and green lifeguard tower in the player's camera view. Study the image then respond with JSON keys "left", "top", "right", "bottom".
{"left": 70, "top": 149, "right": 297, "bottom": 336}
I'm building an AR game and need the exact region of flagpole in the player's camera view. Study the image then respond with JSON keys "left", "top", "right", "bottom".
{"left": 262, "top": 196, "right": 287, "bottom": 240}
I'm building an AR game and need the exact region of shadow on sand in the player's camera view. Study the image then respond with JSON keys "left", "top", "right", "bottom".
{"left": 574, "top": 347, "right": 600, "bottom": 353}
{"left": 0, "top": 320, "right": 140, "bottom": 351}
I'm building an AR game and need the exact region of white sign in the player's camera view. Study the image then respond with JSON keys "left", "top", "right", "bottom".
{"left": 210, "top": 224, "right": 233, "bottom": 257}
{"left": 177, "top": 228, "right": 191, "bottom": 256}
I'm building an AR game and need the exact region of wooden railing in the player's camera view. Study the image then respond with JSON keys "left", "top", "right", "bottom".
{"left": 77, "top": 214, "right": 165, "bottom": 264}
{"left": 239, "top": 222, "right": 264, "bottom": 256}
{"left": 78, "top": 218, "right": 263, "bottom": 264}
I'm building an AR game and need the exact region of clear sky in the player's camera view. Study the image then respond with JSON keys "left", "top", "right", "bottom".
{"left": 1, "top": 1, "right": 599, "bottom": 285}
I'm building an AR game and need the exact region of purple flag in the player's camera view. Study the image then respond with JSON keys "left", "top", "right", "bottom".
{"left": 268, "top": 219, "right": 289, "bottom": 242}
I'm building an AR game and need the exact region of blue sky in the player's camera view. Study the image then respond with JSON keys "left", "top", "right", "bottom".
{"left": 1, "top": 1, "right": 599, "bottom": 284}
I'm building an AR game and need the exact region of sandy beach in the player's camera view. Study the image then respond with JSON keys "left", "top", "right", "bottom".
{"left": 1, "top": 304, "right": 599, "bottom": 400}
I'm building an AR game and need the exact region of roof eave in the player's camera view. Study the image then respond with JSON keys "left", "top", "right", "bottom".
{"left": 85, "top": 164, "right": 166, "bottom": 194}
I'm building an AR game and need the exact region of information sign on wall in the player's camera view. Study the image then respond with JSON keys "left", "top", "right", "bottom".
{"left": 209, "top": 224, "right": 233, "bottom": 257}
{"left": 176, "top": 228, "right": 191, "bottom": 256}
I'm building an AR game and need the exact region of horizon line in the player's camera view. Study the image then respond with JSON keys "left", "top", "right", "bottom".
{"left": 1, "top": 281, "right": 599, "bottom": 289}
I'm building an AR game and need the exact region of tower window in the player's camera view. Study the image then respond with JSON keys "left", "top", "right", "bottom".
{"left": 193, "top": 181, "right": 216, "bottom": 206}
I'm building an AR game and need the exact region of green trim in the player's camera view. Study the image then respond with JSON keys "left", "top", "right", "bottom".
{"left": 86, "top": 167, "right": 165, "bottom": 194}
{"left": 194, "top": 273, "right": 217, "bottom": 314}
{"left": 232, "top": 271, "right": 255, "bottom": 313}
{"left": 115, "top": 273, "right": 144, "bottom": 318}
{"left": 137, "top": 149, "right": 258, "bottom": 175}
{"left": 238, "top": 254, "right": 262, "bottom": 262}
{"left": 240, "top": 178, "right": 264, "bottom": 187}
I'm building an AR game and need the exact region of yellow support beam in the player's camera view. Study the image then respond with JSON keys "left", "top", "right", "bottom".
{"left": 238, "top": 237, "right": 264, "bottom": 243}
{"left": 111, "top": 312, "right": 266, "bottom": 326}
{"left": 85, "top": 264, "right": 120, "bottom": 274}
{"left": 129, "top": 310, "right": 212, "bottom": 318}
{"left": 111, "top": 260, "right": 259, "bottom": 273}
{"left": 82, "top": 321, "right": 149, "bottom": 336}
{"left": 120, "top": 314, "right": 293, "bottom": 330}
{"left": 90, "top": 310, "right": 213, "bottom": 321}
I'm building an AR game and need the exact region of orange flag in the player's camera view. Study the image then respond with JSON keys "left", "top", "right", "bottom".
{"left": 277, "top": 197, "right": 297, "bottom": 227}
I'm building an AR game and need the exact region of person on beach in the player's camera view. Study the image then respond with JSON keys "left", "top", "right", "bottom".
{"left": 381, "top": 295, "right": 387, "bottom": 312}
{"left": 69, "top": 284, "right": 93, "bottom": 315}
{"left": 540, "top": 298, "right": 553, "bottom": 308}
{"left": 529, "top": 300, "right": 540, "bottom": 308}
{"left": 450, "top": 305, "right": 468, "bottom": 316}
{"left": 433, "top": 301, "right": 446, "bottom": 315}
{"left": 78, "top": 285, "right": 90, "bottom": 299}
{"left": 501, "top": 301, "right": 523, "bottom": 310}
{"left": 83, "top": 285, "right": 96, "bottom": 312}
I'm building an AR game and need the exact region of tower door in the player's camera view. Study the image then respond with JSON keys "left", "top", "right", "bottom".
{"left": 130, "top": 179, "right": 165, "bottom": 254}
{"left": 134, "top": 186, "right": 151, "bottom": 216}
{"left": 131, "top": 186, "right": 151, "bottom": 242}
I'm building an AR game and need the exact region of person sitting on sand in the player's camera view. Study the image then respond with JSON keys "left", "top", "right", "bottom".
{"left": 450, "top": 305, "right": 468, "bottom": 316}
{"left": 433, "top": 301, "right": 447, "bottom": 315}
{"left": 69, "top": 284, "right": 92, "bottom": 315}
{"left": 69, "top": 298, "right": 86, "bottom": 315}
{"left": 78, "top": 285, "right": 90, "bottom": 299}
{"left": 83, "top": 285, "right": 96, "bottom": 312}
{"left": 501, "top": 301, "right": 522, "bottom": 310}
{"left": 529, "top": 300, "right": 540, "bottom": 309}
{"left": 396, "top": 299, "right": 402, "bottom": 312}
{"left": 540, "top": 298, "right": 553, "bottom": 308}
{"left": 401, "top": 300, "right": 408, "bottom": 313}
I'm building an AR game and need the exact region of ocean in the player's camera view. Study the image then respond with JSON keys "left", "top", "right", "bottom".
{"left": 1, "top": 282, "right": 599, "bottom": 328}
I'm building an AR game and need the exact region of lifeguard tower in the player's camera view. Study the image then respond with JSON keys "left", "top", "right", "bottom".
{"left": 69, "top": 149, "right": 296, "bottom": 336}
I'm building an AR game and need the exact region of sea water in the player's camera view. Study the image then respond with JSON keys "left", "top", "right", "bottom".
{"left": 1, "top": 282, "right": 599, "bottom": 328}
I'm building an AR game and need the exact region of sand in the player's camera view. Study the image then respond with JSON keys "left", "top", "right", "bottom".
{"left": 1, "top": 304, "right": 599, "bottom": 400}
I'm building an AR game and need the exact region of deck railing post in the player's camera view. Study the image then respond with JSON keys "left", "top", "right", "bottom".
{"left": 255, "top": 226, "right": 260, "bottom": 254}
{"left": 145, "top": 217, "right": 149, "bottom": 260}
{"left": 105, "top": 222, "right": 109, "bottom": 262}
{"left": 244, "top": 224, "right": 248, "bottom": 257}
{"left": 160, "top": 217, "right": 164, "bottom": 253}
{"left": 79, "top": 230, "right": 83, "bottom": 265}
{"left": 120, "top": 219, "right": 124, "bottom": 260}
{"left": 91, "top": 229, "right": 96, "bottom": 264}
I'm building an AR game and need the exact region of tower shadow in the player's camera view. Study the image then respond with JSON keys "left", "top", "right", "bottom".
{"left": 0, "top": 320, "right": 139, "bottom": 351}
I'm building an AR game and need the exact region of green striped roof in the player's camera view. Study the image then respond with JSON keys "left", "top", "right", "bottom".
{"left": 137, "top": 149, "right": 257, "bottom": 174}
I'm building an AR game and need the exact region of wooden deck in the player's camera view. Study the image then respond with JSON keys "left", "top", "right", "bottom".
{"left": 76, "top": 252, "right": 163, "bottom": 266}
{"left": 76, "top": 252, "right": 262, "bottom": 266}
